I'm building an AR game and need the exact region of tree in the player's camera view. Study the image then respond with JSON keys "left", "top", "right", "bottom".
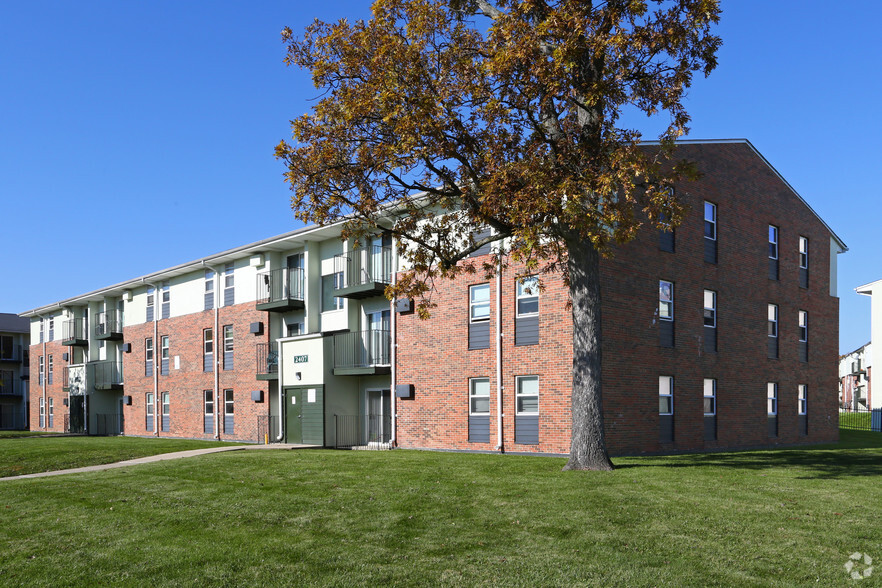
{"left": 276, "top": 0, "right": 721, "bottom": 470}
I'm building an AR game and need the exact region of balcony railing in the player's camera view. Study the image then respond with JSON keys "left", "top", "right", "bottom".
{"left": 0, "top": 371, "right": 21, "bottom": 396}
{"left": 256, "top": 267, "right": 305, "bottom": 311}
{"left": 333, "top": 246, "right": 392, "bottom": 298}
{"left": 88, "top": 361, "right": 123, "bottom": 390}
{"left": 256, "top": 342, "right": 279, "bottom": 380}
{"left": 333, "top": 330, "right": 391, "bottom": 375}
{"left": 334, "top": 414, "right": 393, "bottom": 449}
{"left": 62, "top": 318, "right": 88, "bottom": 346}
{"left": 94, "top": 310, "right": 123, "bottom": 340}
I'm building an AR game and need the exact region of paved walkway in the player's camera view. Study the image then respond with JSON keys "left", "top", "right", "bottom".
{"left": 0, "top": 444, "right": 313, "bottom": 481}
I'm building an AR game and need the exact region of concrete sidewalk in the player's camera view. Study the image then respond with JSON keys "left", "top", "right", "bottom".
{"left": 0, "top": 444, "right": 313, "bottom": 481}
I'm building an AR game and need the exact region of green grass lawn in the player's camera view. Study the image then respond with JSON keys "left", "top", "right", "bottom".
{"left": 0, "top": 430, "right": 65, "bottom": 439}
{"left": 0, "top": 436, "right": 228, "bottom": 477}
{"left": 1, "top": 432, "right": 881, "bottom": 586}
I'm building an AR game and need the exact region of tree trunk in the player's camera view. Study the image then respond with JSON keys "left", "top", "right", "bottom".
{"left": 562, "top": 237, "right": 614, "bottom": 471}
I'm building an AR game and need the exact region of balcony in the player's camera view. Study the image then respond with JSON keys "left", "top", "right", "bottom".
{"left": 256, "top": 267, "right": 305, "bottom": 312}
{"left": 333, "top": 330, "right": 391, "bottom": 376}
{"left": 62, "top": 318, "right": 88, "bottom": 346}
{"left": 256, "top": 342, "right": 279, "bottom": 380}
{"left": 333, "top": 246, "right": 392, "bottom": 299}
{"left": 0, "top": 371, "right": 22, "bottom": 396}
{"left": 94, "top": 310, "right": 123, "bottom": 340}
{"left": 0, "top": 343, "right": 22, "bottom": 363}
{"left": 88, "top": 361, "right": 123, "bottom": 391}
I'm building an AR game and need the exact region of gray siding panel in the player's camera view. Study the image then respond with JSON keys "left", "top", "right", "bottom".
{"left": 224, "top": 287, "right": 235, "bottom": 306}
{"left": 515, "top": 316, "right": 539, "bottom": 346}
{"left": 204, "top": 354, "right": 213, "bottom": 372}
{"left": 224, "top": 415, "right": 234, "bottom": 435}
{"left": 204, "top": 415, "right": 214, "bottom": 435}
{"left": 799, "top": 268, "right": 809, "bottom": 289}
{"left": 799, "top": 415, "right": 808, "bottom": 436}
{"left": 659, "top": 229, "right": 674, "bottom": 252}
{"left": 146, "top": 415, "right": 154, "bottom": 432}
{"left": 768, "top": 415, "right": 778, "bottom": 438}
{"left": 161, "top": 415, "right": 170, "bottom": 432}
{"left": 469, "top": 228, "right": 492, "bottom": 257}
{"left": 515, "top": 415, "right": 539, "bottom": 445}
{"left": 768, "top": 337, "right": 778, "bottom": 359}
{"left": 703, "top": 326, "right": 716, "bottom": 353}
{"left": 161, "top": 303, "right": 170, "bottom": 320}
{"left": 704, "top": 238, "right": 717, "bottom": 264}
{"left": 223, "top": 351, "right": 233, "bottom": 371}
{"left": 768, "top": 258, "right": 779, "bottom": 280}
{"left": 799, "top": 341, "right": 808, "bottom": 363}
{"left": 161, "top": 358, "right": 169, "bottom": 376}
{"left": 469, "top": 321, "right": 490, "bottom": 350}
{"left": 468, "top": 415, "right": 490, "bottom": 443}
{"left": 204, "top": 293, "right": 214, "bottom": 311}
{"left": 660, "top": 320, "right": 674, "bottom": 348}
{"left": 703, "top": 415, "right": 716, "bottom": 441}
{"left": 145, "top": 362, "right": 153, "bottom": 377}
{"left": 660, "top": 414, "right": 674, "bottom": 443}
{"left": 146, "top": 307, "right": 154, "bottom": 322}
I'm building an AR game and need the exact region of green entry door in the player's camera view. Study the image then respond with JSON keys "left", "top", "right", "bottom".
{"left": 284, "top": 386, "right": 324, "bottom": 445}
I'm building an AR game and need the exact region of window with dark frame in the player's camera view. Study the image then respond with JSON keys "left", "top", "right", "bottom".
{"left": 704, "top": 202, "right": 716, "bottom": 240}
{"left": 768, "top": 225, "right": 778, "bottom": 260}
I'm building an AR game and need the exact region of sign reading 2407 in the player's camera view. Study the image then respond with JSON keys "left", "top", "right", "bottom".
{"left": 292, "top": 355, "right": 309, "bottom": 363}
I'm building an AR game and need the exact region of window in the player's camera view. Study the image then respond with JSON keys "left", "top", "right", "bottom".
{"left": 161, "top": 281, "right": 170, "bottom": 319}
{"left": 224, "top": 389, "right": 234, "bottom": 434}
{"left": 798, "top": 384, "right": 807, "bottom": 415}
{"left": 767, "top": 383, "right": 777, "bottom": 415}
{"left": 704, "top": 202, "right": 716, "bottom": 240}
{"left": 286, "top": 321, "right": 302, "bottom": 338}
{"left": 659, "top": 376, "right": 673, "bottom": 415}
{"left": 48, "top": 316, "right": 54, "bottom": 341}
{"left": 321, "top": 273, "right": 344, "bottom": 311}
{"left": 146, "top": 287, "right": 155, "bottom": 321}
{"left": 203, "top": 328, "right": 213, "bottom": 373}
{"left": 768, "top": 304, "right": 778, "bottom": 338}
{"left": 703, "top": 290, "right": 716, "bottom": 327}
{"left": 703, "top": 379, "right": 716, "bottom": 416}
{"left": 47, "top": 355, "right": 53, "bottom": 385}
{"left": 469, "top": 378, "right": 490, "bottom": 414}
{"left": 160, "top": 336, "right": 169, "bottom": 376}
{"left": 223, "top": 263, "right": 235, "bottom": 305}
{"left": 38, "top": 355, "right": 44, "bottom": 386}
{"left": 39, "top": 397, "right": 44, "bottom": 428}
{"left": 204, "top": 390, "right": 214, "bottom": 434}
{"left": 48, "top": 398, "right": 54, "bottom": 428}
{"left": 161, "top": 391, "right": 170, "bottom": 432}
{"left": 798, "top": 310, "right": 808, "bottom": 342}
{"left": 204, "top": 270, "right": 215, "bottom": 311}
{"left": 659, "top": 281, "right": 674, "bottom": 320}
{"left": 470, "top": 284, "right": 490, "bottom": 322}
{"left": 768, "top": 225, "right": 778, "bottom": 260}
{"left": 516, "top": 376, "right": 539, "bottom": 414}
{"left": 145, "top": 337, "right": 154, "bottom": 377}
{"left": 223, "top": 325, "right": 234, "bottom": 371}
{"left": 39, "top": 318, "right": 44, "bottom": 343}
{"left": 146, "top": 392, "right": 155, "bottom": 431}
{"left": 0, "top": 335, "right": 13, "bottom": 360}
{"left": 799, "top": 236, "right": 809, "bottom": 269}
{"left": 516, "top": 277, "right": 539, "bottom": 317}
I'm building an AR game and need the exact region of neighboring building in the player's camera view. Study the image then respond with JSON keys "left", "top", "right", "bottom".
{"left": 839, "top": 343, "right": 871, "bottom": 411}
{"left": 0, "top": 313, "right": 30, "bottom": 430}
{"left": 21, "top": 139, "right": 846, "bottom": 455}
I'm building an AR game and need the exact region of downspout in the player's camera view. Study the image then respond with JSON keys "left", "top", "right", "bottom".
{"left": 390, "top": 240, "right": 398, "bottom": 447}
{"left": 204, "top": 263, "right": 222, "bottom": 440}
{"left": 37, "top": 313, "right": 48, "bottom": 430}
{"left": 145, "top": 280, "right": 160, "bottom": 437}
{"left": 495, "top": 255, "right": 504, "bottom": 453}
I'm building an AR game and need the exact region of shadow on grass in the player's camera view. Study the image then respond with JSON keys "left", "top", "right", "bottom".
{"left": 618, "top": 430, "right": 882, "bottom": 480}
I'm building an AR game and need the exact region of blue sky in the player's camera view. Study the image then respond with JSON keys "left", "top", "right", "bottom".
{"left": 1, "top": 1, "right": 878, "bottom": 354}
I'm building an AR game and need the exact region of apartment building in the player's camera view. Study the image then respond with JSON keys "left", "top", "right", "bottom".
{"left": 0, "top": 313, "right": 30, "bottom": 430}
{"left": 396, "top": 140, "right": 846, "bottom": 455}
{"left": 22, "top": 139, "right": 845, "bottom": 455}
{"left": 22, "top": 225, "right": 396, "bottom": 445}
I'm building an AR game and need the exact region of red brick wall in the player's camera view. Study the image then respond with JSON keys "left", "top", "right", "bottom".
{"left": 28, "top": 340, "right": 68, "bottom": 432}
{"left": 396, "top": 142, "right": 841, "bottom": 456}
{"left": 121, "top": 303, "right": 271, "bottom": 442}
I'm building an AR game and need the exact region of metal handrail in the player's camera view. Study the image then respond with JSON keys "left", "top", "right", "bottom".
{"left": 256, "top": 267, "right": 305, "bottom": 304}
{"left": 62, "top": 318, "right": 87, "bottom": 341}
{"left": 333, "top": 245, "right": 392, "bottom": 288}
{"left": 256, "top": 342, "right": 279, "bottom": 375}
{"left": 93, "top": 310, "right": 123, "bottom": 337}
{"left": 333, "top": 330, "right": 391, "bottom": 369}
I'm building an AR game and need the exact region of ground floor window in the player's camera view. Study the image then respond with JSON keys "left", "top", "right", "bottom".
{"left": 224, "top": 389, "right": 234, "bottom": 434}
{"left": 204, "top": 390, "right": 214, "bottom": 435}
{"left": 703, "top": 379, "right": 716, "bottom": 415}
{"left": 514, "top": 376, "right": 539, "bottom": 444}
{"left": 39, "top": 397, "right": 44, "bottom": 428}
{"left": 48, "top": 398, "right": 54, "bottom": 428}
{"left": 161, "top": 392, "right": 170, "bottom": 432}
{"left": 468, "top": 378, "right": 490, "bottom": 443}
{"left": 798, "top": 384, "right": 807, "bottom": 415}
{"left": 146, "top": 392, "right": 155, "bottom": 432}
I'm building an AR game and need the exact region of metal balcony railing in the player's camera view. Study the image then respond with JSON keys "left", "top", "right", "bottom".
{"left": 62, "top": 318, "right": 88, "bottom": 343}
{"left": 334, "top": 246, "right": 393, "bottom": 289}
{"left": 256, "top": 342, "right": 279, "bottom": 376}
{"left": 93, "top": 310, "right": 123, "bottom": 338}
{"left": 87, "top": 361, "right": 123, "bottom": 390}
{"left": 333, "top": 330, "right": 391, "bottom": 370}
{"left": 334, "top": 414, "right": 393, "bottom": 449}
{"left": 256, "top": 267, "right": 305, "bottom": 305}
